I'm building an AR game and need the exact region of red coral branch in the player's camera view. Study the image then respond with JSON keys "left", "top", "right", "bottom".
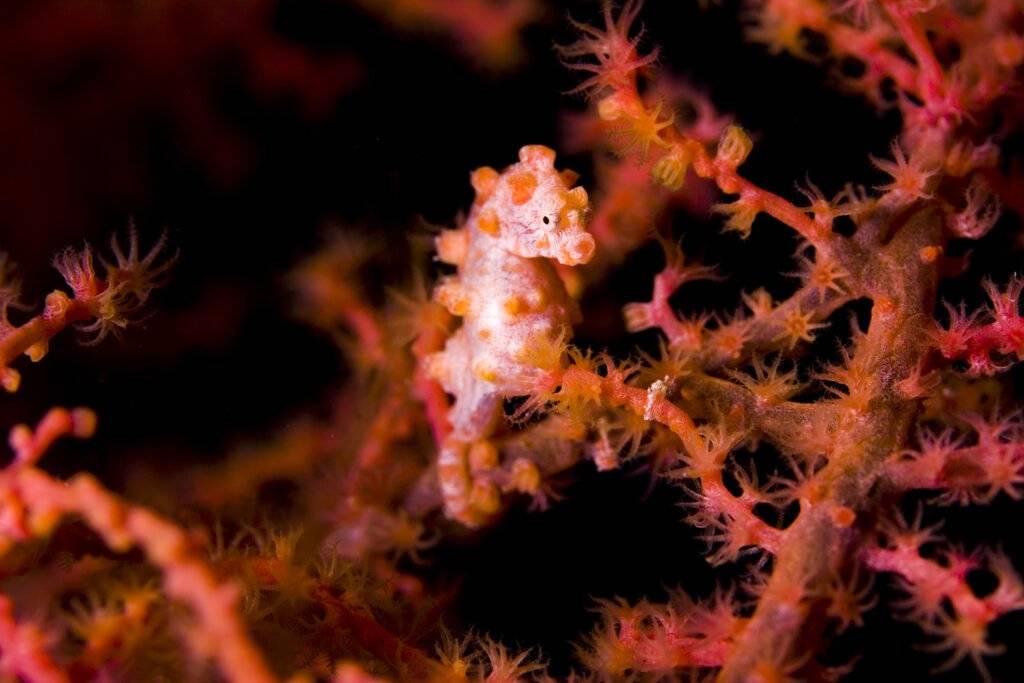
{"left": 0, "top": 409, "right": 278, "bottom": 683}
{"left": 0, "top": 592, "right": 68, "bottom": 683}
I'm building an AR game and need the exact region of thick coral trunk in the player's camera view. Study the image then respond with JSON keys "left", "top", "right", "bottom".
{"left": 719, "top": 208, "right": 942, "bottom": 679}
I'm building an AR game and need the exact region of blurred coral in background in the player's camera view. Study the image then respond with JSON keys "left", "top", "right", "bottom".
{"left": 1, "top": 0, "right": 1024, "bottom": 681}
{"left": 352, "top": 0, "right": 542, "bottom": 68}
{"left": 0, "top": 0, "right": 359, "bottom": 252}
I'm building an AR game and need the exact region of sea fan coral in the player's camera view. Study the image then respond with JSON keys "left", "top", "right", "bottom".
{"left": 1, "top": 0, "right": 1023, "bottom": 681}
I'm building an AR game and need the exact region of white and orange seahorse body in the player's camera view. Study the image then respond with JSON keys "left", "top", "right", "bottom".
{"left": 425, "top": 144, "right": 595, "bottom": 526}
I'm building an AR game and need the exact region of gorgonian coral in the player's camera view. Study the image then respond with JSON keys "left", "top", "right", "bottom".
{"left": 1, "top": 0, "right": 1023, "bottom": 681}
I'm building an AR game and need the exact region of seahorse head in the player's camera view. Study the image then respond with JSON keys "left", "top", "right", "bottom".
{"left": 470, "top": 145, "right": 595, "bottom": 266}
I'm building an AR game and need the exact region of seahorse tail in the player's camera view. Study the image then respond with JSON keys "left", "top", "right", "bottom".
{"left": 438, "top": 438, "right": 500, "bottom": 527}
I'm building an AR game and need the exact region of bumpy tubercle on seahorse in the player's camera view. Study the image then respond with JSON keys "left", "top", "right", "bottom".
{"left": 424, "top": 144, "right": 595, "bottom": 526}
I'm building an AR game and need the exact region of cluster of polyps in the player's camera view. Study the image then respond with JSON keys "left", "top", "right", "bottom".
{"left": 424, "top": 144, "right": 595, "bottom": 526}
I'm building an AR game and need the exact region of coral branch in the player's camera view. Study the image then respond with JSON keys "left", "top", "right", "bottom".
{"left": 879, "top": 0, "right": 950, "bottom": 109}
{"left": 718, "top": 207, "right": 942, "bottom": 680}
{"left": 863, "top": 513, "right": 1024, "bottom": 675}
{"left": 312, "top": 585, "right": 439, "bottom": 679}
{"left": 625, "top": 240, "right": 853, "bottom": 367}
{"left": 554, "top": 364, "right": 785, "bottom": 557}
{"left": 0, "top": 409, "right": 278, "bottom": 683}
{"left": 887, "top": 415, "right": 1024, "bottom": 503}
{"left": 577, "top": 592, "right": 742, "bottom": 677}
{"left": 0, "top": 230, "right": 172, "bottom": 392}
{"left": 932, "top": 277, "right": 1024, "bottom": 376}
{"left": 563, "top": 3, "right": 847, "bottom": 248}
{"left": 0, "top": 593, "right": 68, "bottom": 683}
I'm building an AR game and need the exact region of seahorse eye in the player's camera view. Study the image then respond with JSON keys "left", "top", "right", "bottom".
{"left": 542, "top": 216, "right": 550, "bottom": 224}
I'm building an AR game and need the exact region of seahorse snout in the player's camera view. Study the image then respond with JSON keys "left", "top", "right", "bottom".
{"left": 559, "top": 232, "right": 595, "bottom": 266}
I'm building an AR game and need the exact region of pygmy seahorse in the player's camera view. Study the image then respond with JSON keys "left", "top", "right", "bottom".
{"left": 425, "top": 144, "right": 595, "bottom": 526}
